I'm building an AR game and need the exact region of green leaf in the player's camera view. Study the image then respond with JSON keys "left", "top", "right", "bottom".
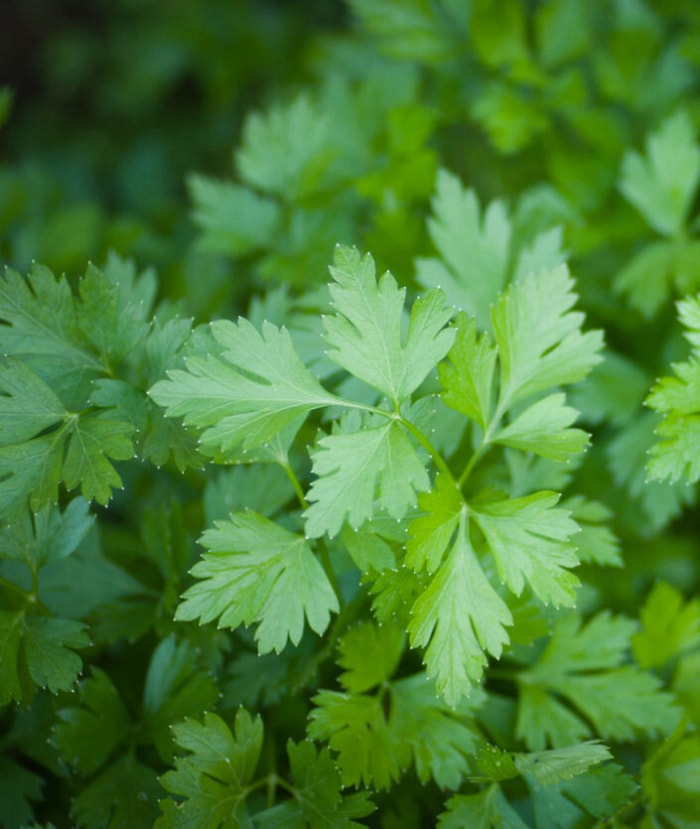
{"left": 471, "top": 492, "right": 580, "bottom": 606}
{"left": 513, "top": 740, "right": 612, "bottom": 785}
{"left": 304, "top": 418, "right": 429, "bottom": 538}
{"left": 61, "top": 412, "right": 135, "bottom": 504}
{"left": 0, "top": 264, "right": 100, "bottom": 372}
{"left": 337, "top": 620, "right": 405, "bottom": 694}
{"left": 188, "top": 174, "right": 280, "bottom": 256}
{"left": 390, "top": 673, "right": 483, "bottom": 789}
{"left": 408, "top": 513, "right": 512, "bottom": 706}
{"left": 643, "top": 729, "right": 700, "bottom": 829}
{"left": 158, "top": 709, "right": 262, "bottom": 829}
{"left": 142, "top": 636, "right": 220, "bottom": 762}
{"left": 405, "top": 472, "right": 463, "bottom": 573}
{"left": 647, "top": 338, "right": 700, "bottom": 482}
{"left": 324, "top": 245, "right": 454, "bottom": 405}
{"left": 308, "top": 691, "right": 400, "bottom": 790}
{"left": 492, "top": 265, "right": 603, "bottom": 411}
{"left": 633, "top": 581, "right": 700, "bottom": 669}
{"left": 71, "top": 754, "right": 160, "bottom": 829}
{"left": 619, "top": 110, "right": 700, "bottom": 237}
{"left": 235, "top": 94, "right": 332, "bottom": 200}
{"left": 517, "top": 612, "right": 680, "bottom": 750}
{"left": 563, "top": 497, "right": 621, "bottom": 567}
{"left": 438, "top": 313, "right": 497, "bottom": 430}
{"left": 53, "top": 668, "right": 131, "bottom": 776}
{"left": 416, "top": 170, "right": 511, "bottom": 329}
{"left": 0, "top": 610, "right": 89, "bottom": 703}
{"left": 0, "top": 756, "right": 43, "bottom": 829}
{"left": 0, "top": 497, "right": 93, "bottom": 569}
{"left": 76, "top": 261, "right": 152, "bottom": 368}
{"left": 348, "top": 0, "right": 467, "bottom": 64}
{"left": 149, "top": 318, "right": 338, "bottom": 456}
{"left": 176, "top": 512, "right": 339, "bottom": 653}
{"left": 256, "top": 740, "right": 375, "bottom": 828}
{"left": 491, "top": 393, "right": 590, "bottom": 462}
{"left": 439, "top": 785, "right": 530, "bottom": 829}
{"left": 0, "top": 358, "right": 66, "bottom": 446}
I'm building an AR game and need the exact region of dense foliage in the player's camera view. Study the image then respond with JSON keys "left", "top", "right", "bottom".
{"left": 1, "top": 1, "right": 700, "bottom": 827}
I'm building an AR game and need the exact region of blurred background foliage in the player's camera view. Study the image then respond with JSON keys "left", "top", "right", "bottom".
{"left": 2, "top": 1, "right": 700, "bottom": 826}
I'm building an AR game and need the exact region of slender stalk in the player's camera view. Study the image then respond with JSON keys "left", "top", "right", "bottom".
{"left": 281, "top": 460, "right": 343, "bottom": 603}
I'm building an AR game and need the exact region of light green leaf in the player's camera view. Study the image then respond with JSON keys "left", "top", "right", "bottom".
{"left": 619, "top": 110, "right": 700, "bottom": 237}
{"left": 514, "top": 741, "right": 612, "bottom": 785}
{"left": 176, "top": 512, "right": 338, "bottom": 653}
{"left": 324, "top": 245, "right": 454, "bottom": 405}
{"left": 491, "top": 393, "right": 590, "bottom": 461}
{"left": 416, "top": 170, "right": 511, "bottom": 329}
{"left": 149, "top": 318, "right": 338, "bottom": 456}
{"left": 405, "top": 473, "right": 463, "bottom": 573}
{"left": 633, "top": 582, "right": 700, "bottom": 669}
{"left": 492, "top": 265, "right": 603, "bottom": 411}
{"left": 408, "top": 515, "right": 512, "bottom": 706}
{"left": 304, "top": 419, "right": 429, "bottom": 538}
{"left": 188, "top": 174, "right": 280, "bottom": 256}
{"left": 471, "top": 492, "right": 580, "bottom": 606}
{"left": 438, "top": 313, "right": 497, "bottom": 430}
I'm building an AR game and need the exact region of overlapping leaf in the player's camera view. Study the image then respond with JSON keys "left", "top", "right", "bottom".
{"left": 176, "top": 512, "right": 339, "bottom": 653}
{"left": 324, "top": 245, "right": 454, "bottom": 405}
{"left": 149, "top": 318, "right": 339, "bottom": 457}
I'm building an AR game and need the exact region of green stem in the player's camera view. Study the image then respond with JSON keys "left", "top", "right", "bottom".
{"left": 397, "top": 414, "right": 457, "bottom": 485}
{"left": 0, "top": 575, "right": 32, "bottom": 601}
{"left": 281, "top": 460, "right": 343, "bottom": 604}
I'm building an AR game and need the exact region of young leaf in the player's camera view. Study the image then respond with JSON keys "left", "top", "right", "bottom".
{"left": 149, "top": 319, "right": 339, "bottom": 456}
{"left": 304, "top": 419, "right": 429, "bottom": 538}
{"left": 471, "top": 491, "right": 580, "bottom": 607}
{"left": 646, "top": 308, "right": 700, "bottom": 482}
{"left": 438, "top": 313, "right": 497, "bottom": 430}
{"left": 490, "top": 393, "right": 590, "bottom": 462}
{"left": 408, "top": 514, "right": 512, "bottom": 706}
{"left": 157, "top": 710, "right": 263, "bottom": 829}
{"left": 406, "top": 473, "right": 463, "bottom": 573}
{"left": 492, "top": 265, "right": 603, "bottom": 412}
{"left": 513, "top": 740, "right": 611, "bottom": 785}
{"left": 619, "top": 110, "right": 700, "bottom": 237}
{"left": 416, "top": 170, "right": 511, "bottom": 329}
{"left": 323, "top": 245, "right": 454, "bottom": 405}
{"left": 176, "top": 512, "right": 339, "bottom": 653}
{"left": 632, "top": 581, "right": 700, "bottom": 670}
